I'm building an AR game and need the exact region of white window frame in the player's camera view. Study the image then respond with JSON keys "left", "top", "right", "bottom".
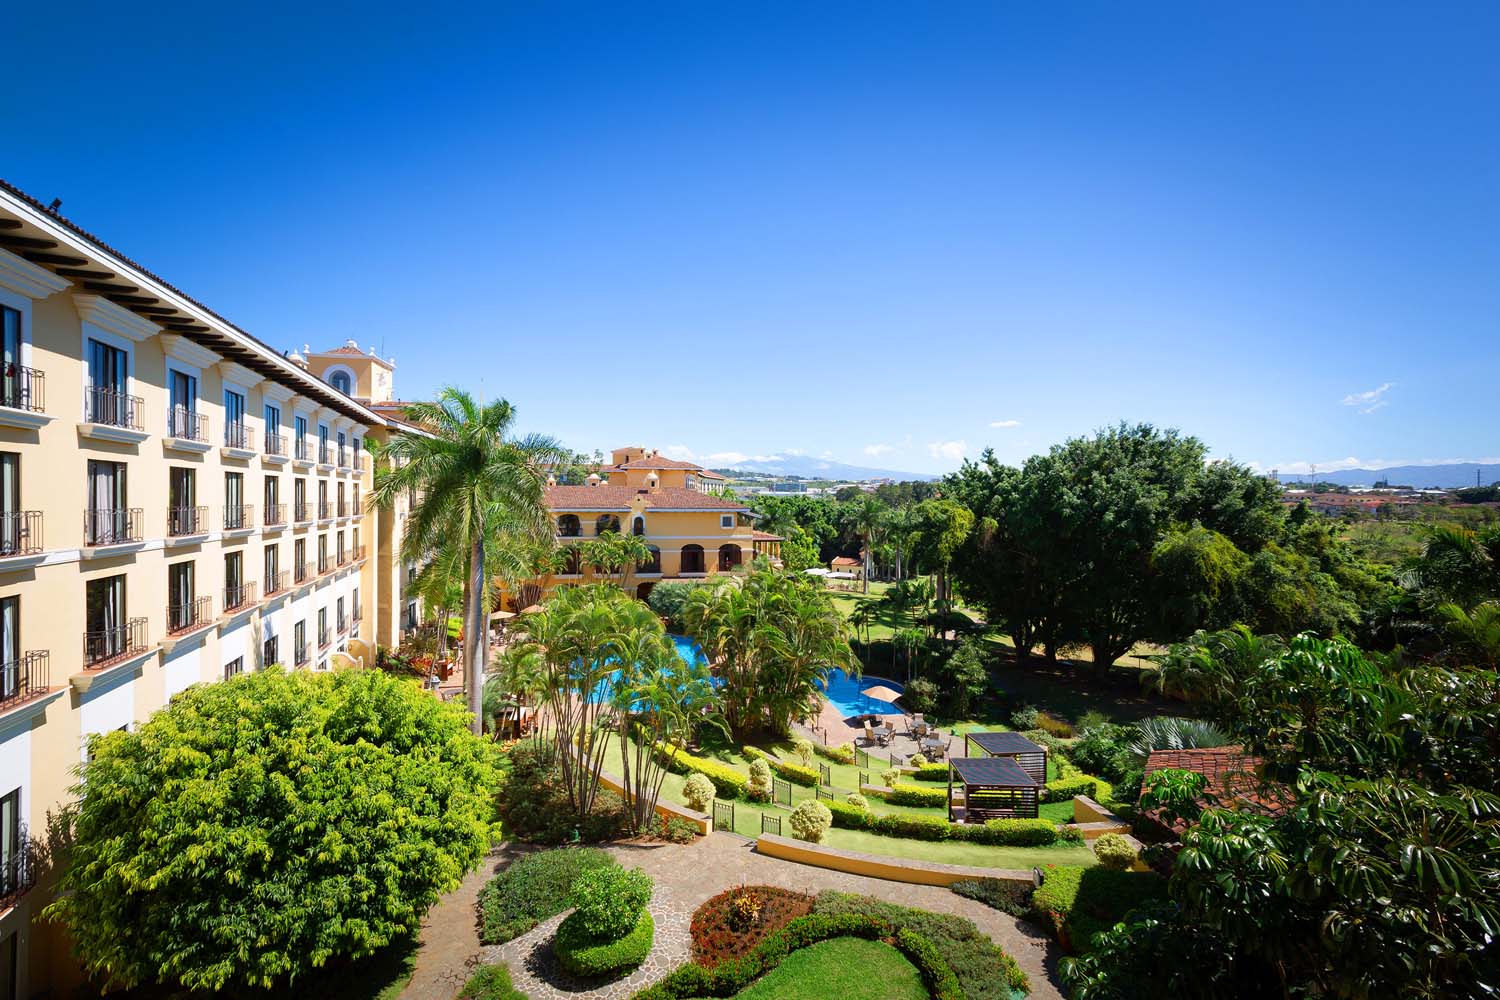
{"left": 324, "top": 364, "right": 357, "bottom": 396}
{"left": 0, "top": 287, "right": 35, "bottom": 371}
{"left": 720, "top": 514, "right": 734, "bottom": 529}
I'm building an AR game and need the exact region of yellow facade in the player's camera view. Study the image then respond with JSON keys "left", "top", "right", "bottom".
{"left": 0, "top": 183, "right": 416, "bottom": 995}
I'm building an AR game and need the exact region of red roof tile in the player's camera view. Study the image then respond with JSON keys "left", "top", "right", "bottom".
{"left": 831, "top": 556, "right": 861, "bottom": 567}
{"left": 545, "top": 485, "right": 748, "bottom": 512}
{"left": 752, "top": 531, "right": 784, "bottom": 541}
{"left": 1142, "top": 747, "right": 1292, "bottom": 835}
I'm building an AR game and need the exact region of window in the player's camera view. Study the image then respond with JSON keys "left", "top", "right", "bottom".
{"left": 720, "top": 514, "right": 734, "bottom": 528}
{"left": 318, "top": 607, "right": 328, "bottom": 646}
{"left": 1, "top": 303, "right": 25, "bottom": 410}
{"left": 0, "top": 453, "right": 21, "bottom": 556}
{"left": 0, "top": 595, "right": 18, "bottom": 701}
{"left": 223, "top": 657, "right": 243, "bottom": 680}
{"left": 352, "top": 586, "right": 361, "bottom": 623}
{"left": 86, "top": 338, "right": 132, "bottom": 426}
{"left": 169, "top": 467, "right": 198, "bottom": 535}
{"left": 264, "top": 475, "right": 279, "bottom": 520}
{"left": 168, "top": 562, "right": 195, "bottom": 632}
{"left": 331, "top": 370, "right": 352, "bottom": 395}
{"left": 168, "top": 369, "right": 198, "bottom": 437}
{"left": 224, "top": 552, "right": 244, "bottom": 608}
{"left": 1, "top": 786, "right": 20, "bottom": 901}
{"left": 336, "top": 597, "right": 346, "bottom": 631}
{"left": 87, "top": 338, "right": 126, "bottom": 392}
{"left": 264, "top": 403, "right": 281, "bottom": 452}
{"left": 85, "top": 574, "right": 128, "bottom": 662}
{"left": 318, "top": 424, "right": 330, "bottom": 463}
{"left": 294, "top": 477, "right": 307, "bottom": 517}
{"left": 336, "top": 531, "right": 345, "bottom": 563}
{"left": 223, "top": 389, "right": 246, "bottom": 447}
{"left": 294, "top": 414, "right": 308, "bottom": 459}
{"left": 318, "top": 481, "right": 328, "bottom": 513}
{"left": 294, "top": 620, "right": 307, "bottom": 664}
{"left": 632, "top": 516, "right": 645, "bottom": 536}
{"left": 262, "top": 635, "right": 278, "bottom": 668}
{"left": 86, "top": 460, "right": 129, "bottom": 544}
{"left": 337, "top": 431, "right": 347, "bottom": 466}
{"left": 224, "top": 472, "right": 245, "bottom": 528}
{"left": 318, "top": 534, "right": 328, "bottom": 572}
{"left": 686, "top": 474, "right": 698, "bottom": 491}
{"left": 264, "top": 544, "right": 279, "bottom": 590}
{"left": 294, "top": 538, "right": 307, "bottom": 579}
{"left": 337, "top": 482, "right": 346, "bottom": 514}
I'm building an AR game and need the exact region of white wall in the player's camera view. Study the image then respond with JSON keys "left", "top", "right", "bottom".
{"left": 0, "top": 725, "right": 31, "bottom": 824}
{"left": 162, "top": 644, "right": 202, "bottom": 699}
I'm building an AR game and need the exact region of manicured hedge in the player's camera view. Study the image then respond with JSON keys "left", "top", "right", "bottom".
{"left": 555, "top": 907, "right": 655, "bottom": 978}
{"left": 478, "top": 847, "right": 615, "bottom": 944}
{"left": 908, "top": 763, "right": 952, "bottom": 782}
{"left": 878, "top": 783, "right": 949, "bottom": 808}
{"left": 1043, "top": 755, "right": 1114, "bottom": 804}
{"left": 824, "top": 799, "right": 1066, "bottom": 847}
{"left": 893, "top": 927, "right": 964, "bottom": 1000}
{"left": 653, "top": 744, "right": 749, "bottom": 799}
{"left": 743, "top": 746, "right": 819, "bottom": 787}
{"left": 813, "top": 742, "right": 857, "bottom": 765}
{"left": 965, "top": 817, "right": 1059, "bottom": 846}
{"left": 1032, "top": 864, "right": 1168, "bottom": 954}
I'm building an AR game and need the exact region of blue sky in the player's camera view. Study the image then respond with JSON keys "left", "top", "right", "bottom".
{"left": 6, "top": 2, "right": 1497, "bottom": 476}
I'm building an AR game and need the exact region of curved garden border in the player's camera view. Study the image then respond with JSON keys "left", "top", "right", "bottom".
{"left": 754, "top": 833, "right": 1035, "bottom": 887}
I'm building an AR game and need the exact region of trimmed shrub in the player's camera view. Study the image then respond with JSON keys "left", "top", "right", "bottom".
{"left": 1032, "top": 864, "right": 1168, "bottom": 954}
{"left": 844, "top": 791, "right": 868, "bottom": 810}
{"left": 880, "top": 782, "right": 948, "bottom": 808}
{"left": 555, "top": 907, "right": 654, "bottom": 978}
{"left": 894, "top": 928, "right": 964, "bottom": 1000}
{"left": 654, "top": 745, "right": 748, "bottom": 800}
{"left": 950, "top": 877, "right": 1034, "bottom": 918}
{"left": 791, "top": 738, "right": 815, "bottom": 767}
{"left": 880, "top": 767, "right": 901, "bottom": 787}
{"left": 968, "top": 817, "right": 1059, "bottom": 846}
{"left": 682, "top": 773, "right": 716, "bottom": 813}
{"left": 1010, "top": 705, "right": 1040, "bottom": 730}
{"left": 1093, "top": 832, "right": 1138, "bottom": 870}
{"left": 478, "top": 848, "right": 615, "bottom": 945}
{"left": 746, "top": 758, "right": 772, "bottom": 803}
{"left": 813, "top": 742, "right": 857, "bottom": 765}
{"left": 824, "top": 799, "right": 873, "bottom": 830}
{"left": 788, "top": 800, "right": 833, "bottom": 843}
{"left": 867, "top": 813, "right": 950, "bottom": 841}
{"left": 1043, "top": 774, "right": 1099, "bottom": 802}
{"left": 742, "top": 745, "right": 819, "bottom": 786}
{"left": 457, "top": 962, "right": 529, "bottom": 1000}
{"left": 569, "top": 866, "right": 653, "bottom": 940}
{"left": 1057, "top": 824, "right": 1085, "bottom": 844}
{"left": 909, "top": 763, "right": 951, "bottom": 782}
{"left": 909, "top": 753, "right": 928, "bottom": 766}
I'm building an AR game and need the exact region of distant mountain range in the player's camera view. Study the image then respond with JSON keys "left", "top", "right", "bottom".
{"left": 1276, "top": 463, "right": 1500, "bottom": 489}
{"left": 713, "top": 456, "right": 938, "bottom": 482}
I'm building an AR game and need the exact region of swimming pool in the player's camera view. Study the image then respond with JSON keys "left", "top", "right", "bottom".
{"left": 586, "top": 635, "right": 708, "bottom": 703}
{"left": 817, "top": 668, "right": 905, "bottom": 718}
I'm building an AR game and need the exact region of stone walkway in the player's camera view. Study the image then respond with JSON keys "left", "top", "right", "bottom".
{"left": 399, "top": 850, "right": 512, "bottom": 1000}
{"left": 478, "top": 835, "right": 1065, "bottom": 1000}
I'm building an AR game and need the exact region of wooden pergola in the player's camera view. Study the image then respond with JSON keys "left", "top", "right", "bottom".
{"left": 947, "top": 756, "right": 1039, "bottom": 822}
{"left": 963, "top": 730, "right": 1048, "bottom": 785}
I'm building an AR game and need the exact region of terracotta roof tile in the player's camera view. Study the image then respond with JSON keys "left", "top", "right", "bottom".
{"left": 1142, "top": 747, "right": 1293, "bottom": 835}
{"left": 545, "top": 485, "right": 748, "bottom": 511}
{"left": 752, "top": 531, "right": 784, "bottom": 541}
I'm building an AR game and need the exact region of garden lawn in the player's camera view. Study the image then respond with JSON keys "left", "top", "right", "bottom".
{"left": 728, "top": 937, "right": 926, "bottom": 1000}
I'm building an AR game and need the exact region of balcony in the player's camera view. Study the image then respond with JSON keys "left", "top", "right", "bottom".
{"left": 337, "top": 548, "right": 349, "bottom": 567}
{"left": 294, "top": 562, "right": 310, "bottom": 585}
{"left": 318, "top": 501, "right": 333, "bottom": 522}
{"left": 80, "top": 386, "right": 146, "bottom": 443}
{"left": 0, "top": 510, "right": 43, "bottom": 557}
{"left": 264, "top": 503, "right": 287, "bottom": 528}
{"left": 263, "top": 432, "right": 286, "bottom": 457}
{"left": 294, "top": 502, "right": 314, "bottom": 524}
{"left": 265, "top": 570, "right": 290, "bottom": 596}
{"left": 318, "top": 445, "right": 332, "bottom": 466}
{"left": 0, "top": 650, "right": 51, "bottom": 714}
{"left": 318, "top": 554, "right": 331, "bottom": 575}
{"left": 337, "top": 500, "right": 348, "bottom": 519}
{"left": 166, "top": 596, "right": 211, "bottom": 635}
{"left": 167, "top": 505, "right": 208, "bottom": 538}
{"left": 0, "top": 825, "right": 44, "bottom": 911}
{"left": 223, "top": 504, "right": 255, "bottom": 532}
{"left": 352, "top": 605, "right": 363, "bottom": 625}
{"left": 337, "top": 616, "right": 349, "bottom": 635}
{"left": 318, "top": 627, "right": 331, "bottom": 649}
{"left": 83, "top": 616, "right": 149, "bottom": 667}
{"left": 222, "top": 422, "right": 254, "bottom": 459}
{"left": 221, "top": 582, "right": 258, "bottom": 615}
{"left": 294, "top": 439, "right": 312, "bottom": 463}
{"left": 353, "top": 544, "right": 367, "bottom": 562}
{"left": 0, "top": 365, "right": 49, "bottom": 430}
{"left": 295, "top": 642, "right": 310, "bottom": 666}
{"left": 353, "top": 497, "right": 363, "bottom": 517}
{"left": 164, "top": 407, "right": 210, "bottom": 452}
{"left": 83, "top": 507, "right": 143, "bottom": 547}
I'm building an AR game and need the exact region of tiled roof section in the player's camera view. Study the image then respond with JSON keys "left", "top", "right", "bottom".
{"left": 752, "top": 531, "right": 784, "bottom": 541}
{"left": 545, "top": 485, "right": 748, "bottom": 512}
{"left": 321, "top": 345, "right": 367, "bottom": 355}
{"left": 1142, "top": 747, "right": 1292, "bottom": 835}
{"left": 614, "top": 457, "right": 706, "bottom": 471}
{"left": 831, "top": 556, "right": 861, "bottom": 567}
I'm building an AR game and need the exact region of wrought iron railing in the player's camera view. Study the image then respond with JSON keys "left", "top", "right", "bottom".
{"left": 0, "top": 364, "right": 45, "bottom": 413}
{"left": 318, "top": 626, "right": 331, "bottom": 649}
{"left": 265, "top": 570, "right": 290, "bottom": 595}
{"left": 264, "top": 432, "right": 286, "bottom": 456}
{"left": 295, "top": 439, "right": 311, "bottom": 461}
{"left": 295, "top": 502, "right": 314, "bottom": 522}
{"left": 0, "top": 824, "right": 45, "bottom": 910}
{"left": 168, "top": 505, "right": 207, "bottom": 536}
{"left": 294, "top": 562, "right": 310, "bottom": 584}
{"left": 167, "top": 596, "right": 211, "bottom": 634}
{"left": 222, "top": 504, "right": 254, "bottom": 530}
{"left": 224, "top": 422, "right": 251, "bottom": 450}
{"left": 318, "top": 502, "right": 333, "bottom": 521}
{"left": 264, "top": 503, "right": 287, "bottom": 527}
{"left": 83, "top": 385, "right": 143, "bottom": 429}
{"left": 84, "top": 507, "right": 143, "bottom": 546}
{"left": 0, "top": 650, "right": 50, "bottom": 712}
{"left": 166, "top": 406, "right": 207, "bottom": 441}
{"left": 0, "top": 510, "right": 42, "bottom": 556}
{"left": 221, "top": 582, "right": 258, "bottom": 613}
{"left": 295, "top": 642, "right": 309, "bottom": 666}
{"left": 83, "top": 616, "right": 148, "bottom": 666}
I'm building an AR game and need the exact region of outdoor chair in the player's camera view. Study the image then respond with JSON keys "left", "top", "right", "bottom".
{"left": 863, "top": 722, "right": 878, "bottom": 747}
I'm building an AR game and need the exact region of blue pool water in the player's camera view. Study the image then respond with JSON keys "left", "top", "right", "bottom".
{"left": 817, "top": 669, "right": 905, "bottom": 718}
{"left": 586, "top": 635, "right": 708, "bottom": 703}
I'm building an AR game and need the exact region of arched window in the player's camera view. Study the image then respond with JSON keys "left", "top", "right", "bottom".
{"left": 557, "top": 514, "right": 580, "bottom": 537}
{"left": 330, "top": 371, "right": 352, "bottom": 395}
{"left": 638, "top": 545, "right": 661, "bottom": 574}
{"left": 632, "top": 516, "right": 645, "bottom": 536}
{"left": 560, "top": 547, "right": 583, "bottom": 575}
{"left": 595, "top": 514, "right": 620, "bottom": 535}
{"left": 718, "top": 543, "right": 743, "bottom": 571}
{"left": 680, "top": 544, "right": 705, "bottom": 574}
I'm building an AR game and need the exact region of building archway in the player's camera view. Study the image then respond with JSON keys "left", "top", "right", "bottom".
{"left": 680, "top": 544, "right": 705, "bottom": 574}
{"left": 596, "top": 514, "right": 620, "bottom": 535}
{"left": 632, "top": 515, "right": 646, "bottom": 536}
{"left": 638, "top": 545, "right": 661, "bottom": 575}
{"left": 557, "top": 514, "right": 580, "bottom": 537}
{"left": 718, "top": 543, "right": 742, "bottom": 571}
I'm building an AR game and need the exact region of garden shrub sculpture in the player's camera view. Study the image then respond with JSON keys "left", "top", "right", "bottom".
{"left": 845, "top": 791, "right": 869, "bottom": 809}
{"left": 682, "top": 772, "right": 716, "bottom": 813}
{"left": 478, "top": 847, "right": 615, "bottom": 944}
{"left": 788, "top": 800, "right": 834, "bottom": 843}
{"left": 747, "top": 758, "right": 773, "bottom": 802}
{"left": 554, "top": 866, "right": 656, "bottom": 978}
{"left": 792, "top": 737, "right": 816, "bottom": 767}
{"left": 1092, "top": 832, "right": 1138, "bottom": 870}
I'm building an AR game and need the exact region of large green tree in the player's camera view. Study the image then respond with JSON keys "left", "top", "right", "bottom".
{"left": 45, "top": 669, "right": 499, "bottom": 992}
{"left": 370, "top": 390, "right": 565, "bottom": 734}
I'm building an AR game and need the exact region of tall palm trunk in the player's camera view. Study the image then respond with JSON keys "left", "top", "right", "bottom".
{"left": 465, "top": 532, "right": 486, "bottom": 735}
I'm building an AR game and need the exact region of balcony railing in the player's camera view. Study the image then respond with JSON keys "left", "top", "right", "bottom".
{"left": 264, "top": 503, "right": 287, "bottom": 527}
{"left": 294, "top": 562, "right": 310, "bottom": 584}
{"left": 337, "top": 500, "right": 348, "bottom": 518}
{"left": 224, "top": 422, "right": 251, "bottom": 450}
{"left": 318, "top": 627, "right": 331, "bottom": 649}
{"left": 0, "top": 824, "right": 45, "bottom": 911}
{"left": 318, "top": 554, "right": 331, "bottom": 575}
{"left": 294, "top": 502, "right": 313, "bottom": 523}
{"left": 352, "top": 605, "right": 363, "bottom": 625}
{"left": 0, "top": 650, "right": 50, "bottom": 713}
{"left": 353, "top": 497, "right": 363, "bottom": 516}
{"left": 264, "top": 432, "right": 286, "bottom": 456}
{"left": 221, "top": 582, "right": 258, "bottom": 613}
{"left": 295, "top": 642, "right": 310, "bottom": 666}
{"left": 83, "top": 385, "right": 143, "bottom": 430}
{"left": 337, "top": 616, "right": 349, "bottom": 634}
{"left": 223, "top": 504, "right": 254, "bottom": 531}
{"left": 338, "top": 451, "right": 349, "bottom": 470}
{"left": 0, "top": 365, "right": 45, "bottom": 414}
{"left": 84, "top": 507, "right": 143, "bottom": 546}
{"left": 265, "top": 570, "right": 290, "bottom": 596}
{"left": 83, "top": 616, "right": 148, "bottom": 667}
{"left": 0, "top": 510, "right": 42, "bottom": 556}
{"left": 295, "top": 439, "right": 311, "bottom": 461}
{"left": 166, "top": 596, "right": 211, "bottom": 635}
{"left": 166, "top": 406, "right": 208, "bottom": 442}
{"left": 318, "top": 502, "right": 333, "bottom": 520}
{"left": 353, "top": 544, "right": 367, "bottom": 562}
{"left": 168, "top": 505, "right": 207, "bottom": 536}
{"left": 337, "top": 548, "right": 348, "bottom": 567}
{"left": 318, "top": 445, "right": 332, "bottom": 465}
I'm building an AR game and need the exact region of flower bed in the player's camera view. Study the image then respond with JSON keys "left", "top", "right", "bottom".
{"left": 690, "top": 885, "right": 815, "bottom": 966}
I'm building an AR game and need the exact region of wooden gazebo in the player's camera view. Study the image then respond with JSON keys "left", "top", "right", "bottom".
{"left": 947, "top": 757, "right": 1039, "bottom": 822}
{"left": 963, "top": 730, "right": 1048, "bottom": 785}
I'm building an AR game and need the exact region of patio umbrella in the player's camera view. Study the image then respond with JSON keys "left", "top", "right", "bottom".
{"left": 862, "top": 685, "right": 903, "bottom": 704}
{"left": 520, "top": 604, "right": 544, "bottom": 615}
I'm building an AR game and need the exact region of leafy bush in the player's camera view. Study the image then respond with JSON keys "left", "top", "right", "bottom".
{"left": 457, "top": 962, "right": 529, "bottom": 1000}
{"left": 908, "top": 763, "right": 951, "bottom": 782}
{"left": 880, "top": 767, "right": 901, "bottom": 787}
{"left": 1020, "top": 727, "right": 1069, "bottom": 752}
{"left": 813, "top": 742, "right": 857, "bottom": 765}
{"left": 894, "top": 928, "right": 965, "bottom": 1000}
{"left": 499, "top": 742, "right": 632, "bottom": 844}
{"left": 690, "top": 885, "right": 814, "bottom": 966}
{"left": 788, "top": 800, "right": 833, "bottom": 843}
{"left": 866, "top": 813, "right": 950, "bottom": 841}
{"left": 478, "top": 847, "right": 615, "bottom": 944}
{"left": 1094, "top": 833, "right": 1138, "bottom": 870}
{"left": 1010, "top": 704, "right": 1040, "bottom": 730}
{"left": 683, "top": 773, "right": 716, "bottom": 813}
{"left": 910, "top": 753, "right": 928, "bottom": 766}
{"left": 570, "top": 865, "right": 653, "bottom": 940}
{"left": 653, "top": 744, "right": 749, "bottom": 799}
{"left": 647, "top": 582, "right": 706, "bottom": 630}
{"left": 1035, "top": 710, "right": 1076, "bottom": 738}
{"left": 50, "top": 668, "right": 500, "bottom": 991}
{"left": 746, "top": 758, "right": 772, "bottom": 802}
{"left": 844, "top": 791, "right": 868, "bottom": 809}
{"left": 950, "top": 877, "right": 1035, "bottom": 918}
{"left": 813, "top": 892, "right": 1030, "bottom": 1000}
{"left": 1069, "top": 723, "right": 1138, "bottom": 782}
{"left": 1044, "top": 774, "right": 1101, "bottom": 803}
{"left": 1032, "top": 865, "right": 1168, "bottom": 954}
{"left": 791, "top": 738, "right": 816, "bottom": 767}
{"left": 1076, "top": 709, "right": 1113, "bottom": 734}
{"left": 742, "top": 746, "right": 820, "bottom": 787}
{"left": 555, "top": 907, "right": 654, "bottom": 978}
{"left": 971, "top": 817, "right": 1059, "bottom": 846}
{"left": 904, "top": 677, "right": 940, "bottom": 714}
{"left": 878, "top": 783, "right": 948, "bottom": 808}
{"left": 824, "top": 798, "right": 873, "bottom": 830}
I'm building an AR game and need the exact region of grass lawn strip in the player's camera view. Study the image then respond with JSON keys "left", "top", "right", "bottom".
{"left": 729, "top": 937, "right": 926, "bottom": 1000}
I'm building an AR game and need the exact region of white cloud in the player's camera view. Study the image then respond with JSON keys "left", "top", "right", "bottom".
{"left": 989, "top": 419, "right": 1022, "bottom": 429}
{"left": 659, "top": 444, "right": 696, "bottom": 460}
{"left": 926, "top": 440, "right": 968, "bottom": 462}
{"left": 1341, "top": 382, "right": 1395, "bottom": 414}
{"left": 820, "top": 450, "right": 834, "bottom": 459}
{"left": 783, "top": 447, "right": 806, "bottom": 456}
{"left": 864, "top": 443, "right": 895, "bottom": 457}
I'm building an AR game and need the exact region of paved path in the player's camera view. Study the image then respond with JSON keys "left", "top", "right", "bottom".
{"left": 399, "top": 849, "right": 510, "bottom": 1000}
{"left": 480, "top": 835, "right": 1065, "bottom": 1000}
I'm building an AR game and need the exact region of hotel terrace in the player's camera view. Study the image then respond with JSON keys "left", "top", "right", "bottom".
{"left": 0, "top": 181, "right": 424, "bottom": 995}
{"left": 520, "top": 447, "right": 782, "bottom": 602}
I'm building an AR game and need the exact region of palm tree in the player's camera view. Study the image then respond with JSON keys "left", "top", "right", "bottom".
{"left": 884, "top": 506, "right": 918, "bottom": 583}
{"left": 850, "top": 496, "right": 887, "bottom": 595}
{"left": 581, "top": 531, "right": 653, "bottom": 596}
{"left": 1435, "top": 601, "right": 1500, "bottom": 668}
{"left": 370, "top": 389, "right": 566, "bottom": 734}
